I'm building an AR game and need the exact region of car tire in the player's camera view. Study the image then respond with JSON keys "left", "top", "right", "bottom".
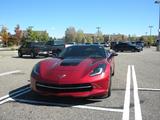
{"left": 18, "top": 51, "right": 22, "bottom": 57}
{"left": 115, "top": 49, "right": 118, "bottom": 52}
{"left": 112, "top": 70, "right": 115, "bottom": 76}
{"left": 131, "top": 49, "right": 135, "bottom": 52}
{"left": 31, "top": 52, "right": 36, "bottom": 58}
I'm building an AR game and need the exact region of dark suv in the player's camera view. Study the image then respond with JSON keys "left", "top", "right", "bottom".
{"left": 18, "top": 42, "right": 51, "bottom": 58}
{"left": 112, "top": 42, "right": 141, "bottom": 52}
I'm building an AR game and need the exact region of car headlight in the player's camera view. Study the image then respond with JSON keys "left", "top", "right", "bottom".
{"left": 90, "top": 64, "right": 106, "bottom": 76}
{"left": 32, "top": 63, "right": 40, "bottom": 75}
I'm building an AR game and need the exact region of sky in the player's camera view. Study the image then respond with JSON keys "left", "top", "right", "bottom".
{"left": 0, "top": 0, "right": 159, "bottom": 38}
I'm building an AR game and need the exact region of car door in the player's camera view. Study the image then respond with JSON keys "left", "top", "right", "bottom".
{"left": 20, "top": 43, "right": 28, "bottom": 55}
{"left": 118, "top": 43, "right": 125, "bottom": 51}
{"left": 26, "top": 42, "right": 33, "bottom": 55}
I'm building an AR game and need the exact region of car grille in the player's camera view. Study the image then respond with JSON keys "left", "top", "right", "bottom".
{"left": 36, "top": 82, "right": 93, "bottom": 93}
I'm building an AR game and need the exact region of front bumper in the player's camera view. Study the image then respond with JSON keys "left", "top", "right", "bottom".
{"left": 30, "top": 76, "right": 109, "bottom": 98}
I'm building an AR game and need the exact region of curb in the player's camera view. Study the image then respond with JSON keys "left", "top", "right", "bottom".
{"left": 0, "top": 48, "right": 18, "bottom": 51}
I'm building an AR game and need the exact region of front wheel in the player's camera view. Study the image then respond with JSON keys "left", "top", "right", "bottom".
{"left": 131, "top": 49, "right": 135, "bottom": 52}
{"left": 18, "top": 51, "right": 22, "bottom": 57}
{"left": 31, "top": 52, "right": 36, "bottom": 58}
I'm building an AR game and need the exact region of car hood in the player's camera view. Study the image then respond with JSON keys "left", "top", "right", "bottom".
{"left": 39, "top": 58, "right": 106, "bottom": 84}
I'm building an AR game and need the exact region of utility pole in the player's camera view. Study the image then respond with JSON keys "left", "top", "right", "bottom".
{"left": 148, "top": 26, "right": 153, "bottom": 47}
{"left": 96, "top": 27, "right": 101, "bottom": 42}
{"left": 96, "top": 27, "right": 101, "bottom": 35}
{"left": 148, "top": 26, "right": 153, "bottom": 36}
{"left": 155, "top": 0, "right": 160, "bottom": 51}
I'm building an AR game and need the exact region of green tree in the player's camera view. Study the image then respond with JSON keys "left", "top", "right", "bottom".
{"left": 26, "top": 26, "right": 34, "bottom": 41}
{"left": 39, "top": 31, "right": 49, "bottom": 41}
{"left": 14, "top": 24, "right": 23, "bottom": 45}
{"left": 0, "top": 26, "right": 9, "bottom": 46}
{"left": 98, "top": 36, "right": 104, "bottom": 42}
{"left": 25, "top": 27, "right": 49, "bottom": 42}
{"left": 129, "top": 34, "right": 137, "bottom": 41}
{"left": 65, "top": 27, "right": 76, "bottom": 43}
{"left": 76, "top": 30, "right": 84, "bottom": 43}
{"left": 148, "top": 36, "right": 155, "bottom": 45}
{"left": 96, "top": 31, "right": 104, "bottom": 42}
{"left": 85, "top": 35, "right": 93, "bottom": 43}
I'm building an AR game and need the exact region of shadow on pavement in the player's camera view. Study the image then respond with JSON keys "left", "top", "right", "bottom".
{"left": 12, "top": 56, "right": 48, "bottom": 59}
{"left": 9, "top": 85, "right": 101, "bottom": 107}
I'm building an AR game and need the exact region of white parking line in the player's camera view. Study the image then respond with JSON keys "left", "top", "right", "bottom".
{"left": 138, "top": 88, "right": 160, "bottom": 91}
{"left": 8, "top": 98, "right": 123, "bottom": 112}
{"left": 0, "top": 87, "right": 123, "bottom": 113}
{"left": 122, "top": 65, "right": 131, "bottom": 120}
{"left": 132, "top": 65, "right": 142, "bottom": 120}
{"left": 0, "top": 89, "right": 123, "bottom": 112}
{"left": 0, "top": 87, "right": 30, "bottom": 101}
{"left": 0, "top": 89, "right": 31, "bottom": 105}
{"left": 0, "top": 70, "right": 21, "bottom": 77}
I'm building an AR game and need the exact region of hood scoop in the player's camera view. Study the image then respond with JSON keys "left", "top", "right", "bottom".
{"left": 60, "top": 59, "right": 83, "bottom": 66}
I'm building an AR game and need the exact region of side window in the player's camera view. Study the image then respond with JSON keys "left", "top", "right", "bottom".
{"left": 26, "top": 43, "right": 31, "bottom": 48}
{"left": 118, "top": 43, "right": 123, "bottom": 47}
{"left": 122, "top": 43, "right": 127, "bottom": 47}
{"left": 22, "top": 43, "right": 27, "bottom": 48}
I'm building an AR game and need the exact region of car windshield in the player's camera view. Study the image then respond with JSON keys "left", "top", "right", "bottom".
{"left": 58, "top": 45, "right": 106, "bottom": 59}
{"left": 32, "top": 42, "right": 45, "bottom": 47}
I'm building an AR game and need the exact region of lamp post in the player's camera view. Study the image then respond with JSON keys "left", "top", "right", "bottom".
{"left": 155, "top": 0, "right": 160, "bottom": 51}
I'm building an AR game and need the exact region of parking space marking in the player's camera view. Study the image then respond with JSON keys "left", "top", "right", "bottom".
{"left": 132, "top": 65, "right": 142, "bottom": 120}
{"left": 122, "top": 65, "right": 131, "bottom": 120}
{"left": 0, "top": 86, "right": 123, "bottom": 113}
{"left": 0, "top": 70, "right": 21, "bottom": 77}
{"left": 0, "top": 88, "right": 31, "bottom": 105}
{"left": 0, "top": 87, "right": 30, "bottom": 101}
{"left": 138, "top": 88, "right": 160, "bottom": 91}
{"left": 8, "top": 98, "right": 123, "bottom": 112}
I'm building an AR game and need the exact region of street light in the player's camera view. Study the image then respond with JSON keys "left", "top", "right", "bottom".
{"left": 155, "top": 0, "right": 160, "bottom": 51}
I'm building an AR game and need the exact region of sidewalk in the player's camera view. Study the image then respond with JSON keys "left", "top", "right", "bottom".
{"left": 0, "top": 47, "right": 18, "bottom": 51}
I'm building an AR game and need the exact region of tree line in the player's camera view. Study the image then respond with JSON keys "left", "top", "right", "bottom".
{"left": 0, "top": 25, "right": 50, "bottom": 46}
{"left": 64, "top": 27, "right": 156, "bottom": 45}
{"left": 0, "top": 25, "right": 157, "bottom": 47}
{"left": 64, "top": 27, "right": 104, "bottom": 43}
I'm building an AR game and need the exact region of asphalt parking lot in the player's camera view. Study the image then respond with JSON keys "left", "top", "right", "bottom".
{"left": 0, "top": 47, "right": 160, "bottom": 120}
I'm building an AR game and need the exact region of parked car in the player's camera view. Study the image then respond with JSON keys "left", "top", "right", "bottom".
{"left": 65, "top": 42, "right": 76, "bottom": 48}
{"left": 112, "top": 42, "right": 141, "bottom": 52}
{"left": 18, "top": 42, "right": 51, "bottom": 58}
{"left": 110, "top": 41, "right": 118, "bottom": 49}
{"left": 45, "top": 40, "right": 65, "bottom": 56}
{"left": 30, "top": 45, "right": 118, "bottom": 98}
{"left": 131, "top": 41, "right": 144, "bottom": 51}
{"left": 100, "top": 42, "right": 109, "bottom": 47}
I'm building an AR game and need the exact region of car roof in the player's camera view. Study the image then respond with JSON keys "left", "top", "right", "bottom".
{"left": 70, "top": 44, "right": 103, "bottom": 47}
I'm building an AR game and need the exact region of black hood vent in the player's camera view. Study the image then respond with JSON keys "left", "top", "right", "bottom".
{"left": 60, "top": 59, "right": 83, "bottom": 66}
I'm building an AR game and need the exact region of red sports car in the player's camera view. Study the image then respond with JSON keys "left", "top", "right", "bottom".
{"left": 30, "top": 45, "right": 117, "bottom": 98}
